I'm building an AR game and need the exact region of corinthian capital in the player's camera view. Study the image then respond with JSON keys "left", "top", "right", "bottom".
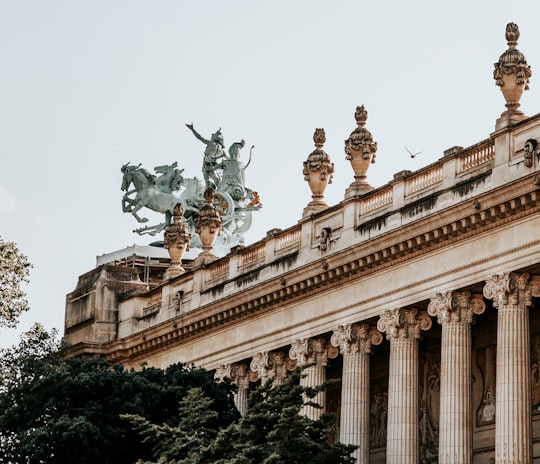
{"left": 377, "top": 308, "right": 432, "bottom": 340}
{"left": 229, "top": 363, "right": 250, "bottom": 389}
{"left": 428, "top": 291, "right": 486, "bottom": 325}
{"left": 250, "top": 351, "right": 288, "bottom": 382}
{"left": 214, "top": 364, "right": 232, "bottom": 382}
{"left": 330, "top": 323, "right": 383, "bottom": 354}
{"left": 483, "top": 272, "right": 540, "bottom": 308}
{"left": 289, "top": 338, "right": 337, "bottom": 367}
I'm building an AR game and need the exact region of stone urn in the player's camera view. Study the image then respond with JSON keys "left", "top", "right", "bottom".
{"left": 194, "top": 188, "right": 222, "bottom": 264}
{"left": 163, "top": 203, "right": 191, "bottom": 279}
{"left": 302, "top": 128, "right": 334, "bottom": 217}
{"left": 344, "top": 105, "right": 377, "bottom": 197}
{"left": 494, "top": 23, "right": 531, "bottom": 127}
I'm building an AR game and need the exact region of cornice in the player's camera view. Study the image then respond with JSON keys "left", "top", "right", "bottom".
{"left": 71, "top": 176, "right": 540, "bottom": 364}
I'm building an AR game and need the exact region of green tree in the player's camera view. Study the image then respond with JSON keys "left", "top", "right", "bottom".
{"left": 211, "top": 369, "right": 356, "bottom": 464}
{"left": 0, "top": 237, "right": 32, "bottom": 327}
{"left": 0, "top": 327, "right": 238, "bottom": 464}
{"left": 124, "top": 387, "right": 220, "bottom": 464}
{"left": 130, "top": 368, "right": 356, "bottom": 464}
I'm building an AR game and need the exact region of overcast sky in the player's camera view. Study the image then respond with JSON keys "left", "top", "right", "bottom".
{"left": 1, "top": 1, "right": 540, "bottom": 348}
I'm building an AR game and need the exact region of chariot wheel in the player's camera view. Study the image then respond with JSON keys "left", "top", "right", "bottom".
{"left": 232, "top": 210, "right": 252, "bottom": 235}
{"left": 214, "top": 190, "right": 235, "bottom": 221}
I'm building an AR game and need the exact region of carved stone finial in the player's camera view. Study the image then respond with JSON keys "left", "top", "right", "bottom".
{"left": 163, "top": 203, "right": 191, "bottom": 279}
{"left": 344, "top": 105, "right": 377, "bottom": 198}
{"left": 193, "top": 188, "right": 222, "bottom": 264}
{"left": 494, "top": 23, "right": 532, "bottom": 128}
{"left": 354, "top": 105, "right": 368, "bottom": 127}
{"left": 302, "top": 128, "right": 334, "bottom": 218}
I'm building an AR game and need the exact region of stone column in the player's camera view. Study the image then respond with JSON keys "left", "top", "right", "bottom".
{"left": 289, "top": 338, "right": 338, "bottom": 419}
{"left": 331, "top": 323, "right": 383, "bottom": 463}
{"left": 250, "top": 351, "right": 289, "bottom": 385}
{"left": 215, "top": 363, "right": 251, "bottom": 415}
{"left": 377, "top": 308, "right": 432, "bottom": 464}
{"left": 428, "top": 291, "right": 486, "bottom": 463}
{"left": 483, "top": 272, "right": 540, "bottom": 463}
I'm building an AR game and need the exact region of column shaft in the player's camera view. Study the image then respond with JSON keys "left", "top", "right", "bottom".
{"left": 378, "top": 308, "right": 431, "bottom": 464}
{"left": 439, "top": 320, "right": 472, "bottom": 463}
{"left": 496, "top": 303, "right": 530, "bottom": 462}
{"left": 484, "top": 272, "right": 540, "bottom": 464}
{"left": 429, "top": 291, "right": 484, "bottom": 464}
{"left": 387, "top": 336, "right": 419, "bottom": 463}
{"left": 341, "top": 349, "right": 370, "bottom": 462}
{"left": 301, "top": 363, "right": 326, "bottom": 419}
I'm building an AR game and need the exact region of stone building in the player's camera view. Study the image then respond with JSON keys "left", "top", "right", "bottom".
{"left": 65, "top": 23, "right": 540, "bottom": 463}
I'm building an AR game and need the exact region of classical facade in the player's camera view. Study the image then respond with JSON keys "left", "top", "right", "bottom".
{"left": 65, "top": 24, "right": 540, "bottom": 463}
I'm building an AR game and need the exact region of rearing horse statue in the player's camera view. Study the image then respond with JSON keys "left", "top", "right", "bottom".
{"left": 121, "top": 162, "right": 200, "bottom": 235}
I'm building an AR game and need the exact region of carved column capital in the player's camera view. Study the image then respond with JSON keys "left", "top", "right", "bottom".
{"left": 483, "top": 272, "right": 540, "bottom": 308}
{"left": 289, "top": 337, "right": 338, "bottom": 367}
{"left": 330, "top": 323, "right": 383, "bottom": 354}
{"left": 229, "top": 362, "right": 250, "bottom": 390}
{"left": 377, "top": 308, "right": 432, "bottom": 340}
{"left": 428, "top": 291, "right": 486, "bottom": 325}
{"left": 250, "top": 351, "right": 289, "bottom": 383}
{"left": 214, "top": 363, "right": 232, "bottom": 382}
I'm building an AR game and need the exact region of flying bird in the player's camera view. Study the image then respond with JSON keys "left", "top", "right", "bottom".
{"left": 405, "top": 146, "right": 423, "bottom": 158}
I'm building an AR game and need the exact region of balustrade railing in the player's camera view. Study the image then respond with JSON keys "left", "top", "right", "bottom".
{"left": 405, "top": 165, "right": 444, "bottom": 195}
{"left": 458, "top": 140, "right": 495, "bottom": 172}
{"left": 239, "top": 244, "right": 266, "bottom": 267}
{"left": 362, "top": 186, "right": 393, "bottom": 214}
{"left": 208, "top": 261, "right": 230, "bottom": 280}
{"left": 275, "top": 228, "right": 302, "bottom": 251}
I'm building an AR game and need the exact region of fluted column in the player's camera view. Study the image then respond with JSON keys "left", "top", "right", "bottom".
{"left": 483, "top": 272, "right": 540, "bottom": 463}
{"left": 230, "top": 363, "right": 250, "bottom": 415}
{"left": 289, "top": 338, "right": 338, "bottom": 419}
{"left": 331, "top": 323, "right": 383, "bottom": 463}
{"left": 377, "top": 308, "right": 432, "bottom": 464}
{"left": 250, "top": 351, "right": 289, "bottom": 385}
{"left": 428, "top": 292, "right": 486, "bottom": 463}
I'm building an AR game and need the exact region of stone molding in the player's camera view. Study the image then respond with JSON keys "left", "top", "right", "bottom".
{"left": 72, "top": 185, "right": 540, "bottom": 364}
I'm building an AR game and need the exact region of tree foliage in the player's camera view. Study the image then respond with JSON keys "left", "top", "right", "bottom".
{"left": 128, "top": 367, "right": 357, "bottom": 464}
{"left": 0, "top": 237, "right": 32, "bottom": 328}
{"left": 0, "top": 327, "right": 238, "bottom": 464}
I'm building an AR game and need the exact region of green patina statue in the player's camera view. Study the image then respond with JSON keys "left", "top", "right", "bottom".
{"left": 186, "top": 123, "right": 227, "bottom": 189}
{"left": 120, "top": 124, "right": 262, "bottom": 256}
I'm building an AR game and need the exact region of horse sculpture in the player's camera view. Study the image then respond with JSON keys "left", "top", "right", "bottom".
{"left": 121, "top": 162, "right": 201, "bottom": 236}
{"left": 120, "top": 125, "right": 263, "bottom": 254}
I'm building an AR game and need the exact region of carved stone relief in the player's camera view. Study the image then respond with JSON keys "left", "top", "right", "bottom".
{"left": 370, "top": 390, "right": 388, "bottom": 448}
{"left": 419, "top": 348, "right": 440, "bottom": 463}
{"left": 475, "top": 345, "right": 496, "bottom": 426}
{"left": 531, "top": 334, "right": 540, "bottom": 411}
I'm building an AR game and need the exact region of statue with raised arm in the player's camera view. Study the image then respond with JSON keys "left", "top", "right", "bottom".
{"left": 186, "top": 123, "right": 227, "bottom": 188}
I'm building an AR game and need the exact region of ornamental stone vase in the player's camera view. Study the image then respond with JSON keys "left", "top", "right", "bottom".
{"left": 194, "top": 188, "right": 222, "bottom": 265}
{"left": 494, "top": 22, "right": 531, "bottom": 129}
{"left": 344, "top": 105, "right": 377, "bottom": 198}
{"left": 163, "top": 203, "right": 191, "bottom": 280}
{"left": 302, "top": 128, "right": 334, "bottom": 218}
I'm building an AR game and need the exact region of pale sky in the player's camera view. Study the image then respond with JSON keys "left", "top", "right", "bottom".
{"left": 1, "top": 1, "right": 540, "bottom": 347}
